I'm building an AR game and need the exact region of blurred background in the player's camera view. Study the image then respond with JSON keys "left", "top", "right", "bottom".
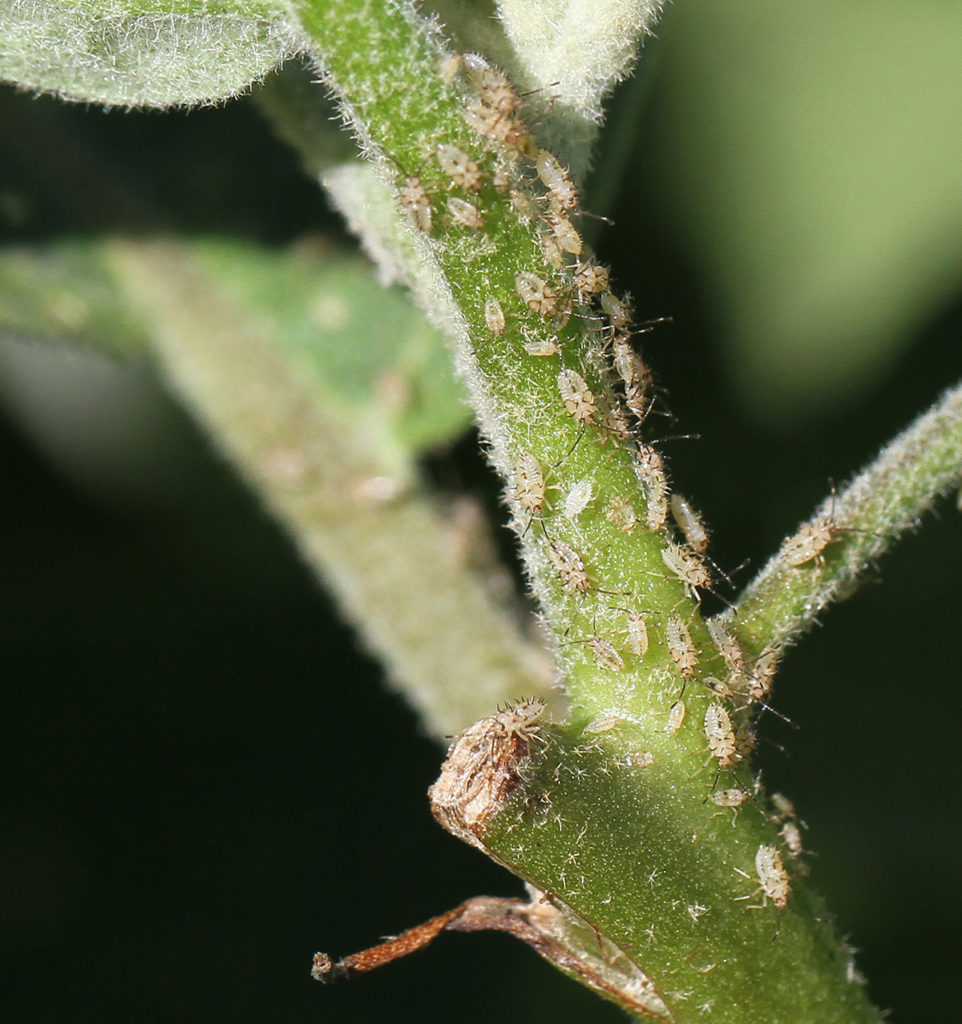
{"left": 3, "top": 1, "right": 962, "bottom": 1020}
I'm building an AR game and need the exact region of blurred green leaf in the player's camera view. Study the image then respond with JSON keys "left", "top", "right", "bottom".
{"left": 649, "top": 1, "right": 962, "bottom": 423}
{"left": 0, "top": 238, "right": 472, "bottom": 457}
{"left": 0, "top": 0, "right": 299, "bottom": 107}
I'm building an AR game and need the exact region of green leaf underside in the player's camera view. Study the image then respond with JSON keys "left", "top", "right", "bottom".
{"left": 0, "top": 0, "right": 301, "bottom": 107}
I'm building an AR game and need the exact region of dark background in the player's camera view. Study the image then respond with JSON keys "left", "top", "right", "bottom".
{"left": 3, "top": 8, "right": 962, "bottom": 1022}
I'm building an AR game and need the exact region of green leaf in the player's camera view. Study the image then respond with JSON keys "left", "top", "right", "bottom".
{"left": 0, "top": 0, "right": 301, "bottom": 107}
{"left": 648, "top": 1, "right": 962, "bottom": 423}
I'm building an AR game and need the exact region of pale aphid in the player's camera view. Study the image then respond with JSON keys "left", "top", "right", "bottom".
{"left": 536, "top": 149, "right": 579, "bottom": 212}
{"left": 671, "top": 493, "right": 710, "bottom": 556}
{"left": 446, "top": 196, "right": 483, "bottom": 229}
{"left": 666, "top": 614, "right": 698, "bottom": 679}
{"left": 547, "top": 538, "right": 591, "bottom": 593}
{"left": 736, "top": 844, "right": 791, "bottom": 913}
{"left": 595, "top": 393, "right": 634, "bottom": 441}
{"left": 625, "top": 611, "right": 649, "bottom": 658}
{"left": 733, "top": 723, "right": 756, "bottom": 761}
{"left": 548, "top": 212, "right": 583, "bottom": 257}
{"left": 563, "top": 478, "right": 593, "bottom": 520}
{"left": 634, "top": 444, "right": 669, "bottom": 531}
{"left": 584, "top": 713, "right": 622, "bottom": 734}
{"left": 660, "top": 540, "right": 713, "bottom": 599}
{"left": 589, "top": 636, "right": 625, "bottom": 672}
{"left": 524, "top": 337, "right": 562, "bottom": 358}
{"left": 463, "top": 54, "right": 519, "bottom": 116}
{"left": 540, "top": 234, "right": 564, "bottom": 270}
{"left": 665, "top": 700, "right": 686, "bottom": 735}
{"left": 600, "top": 291, "right": 633, "bottom": 330}
{"left": 781, "top": 519, "right": 836, "bottom": 567}
{"left": 436, "top": 143, "right": 483, "bottom": 191}
{"left": 463, "top": 102, "right": 532, "bottom": 154}
{"left": 611, "top": 334, "right": 653, "bottom": 426}
{"left": 770, "top": 792, "right": 796, "bottom": 821}
{"left": 704, "top": 701, "right": 741, "bottom": 770}
{"left": 557, "top": 368, "right": 596, "bottom": 426}
{"left": 706, "top": 619, "right": 746, "bottom": 679}
{"left": 748, "top": 647, "right": 780, "bottom": 704}
{"left": 510, "top": 189, "right": 536, "bottom": 223}
{"left": 710, "top": 787, "right": 749, "bottom": 809}
{"left": 513, "top": 452, "right": 546, "bottom": 518}
{"left": 515, "top": 272, "right": 560, "bottom": 316}
{"left": 605, "top": 496, "right": 639, "bottom": 534}
{"left": 572, "top": 261, "right": 610, "bottom": 300}
{"left": 437, "top": 52, "right": 462, "bottom": 84}
{"left": 484, "top": 295, "right": 506, "bottom": 337}
{"left": 399, "top": 176, "right": 432, "bottom": 232}
{"left": 780, "top": 820, "right": 805, "bottom": 860}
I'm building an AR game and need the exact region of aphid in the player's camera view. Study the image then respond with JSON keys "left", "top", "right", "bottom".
{"left": 491, "top": 160, "right": 511, "bottom": 193}
{"left": 671, "top": 493, "right": 710, "bottom": 556}
{"left": 600, "top": 291, "right": 633, "bottom": 330}
{"left": 524, "top": 337, "right": 562, "bottom": 358}
{"left": 660, "top": 540, "right": 713, "bottom": 599}
{"left": 665, "top": 700, "right": 686, "bottom": 735}
{"left": 399, "top": 176, "right": 432, "bottom": 232}
{"left": 463, "top": 102, "right": 531, "bottom": 151}
{"left": 463, "top": 54, "right": 519, "bottom": 115}
{"left": 606, "top": 496, "right": 639, "bottom": 534}
{"left": 510, "top": 189, "right": 536, "bottom": 223}
{"left": 515, "top": 272, "right": 560, "bottom": 316}
{"left": 484, "top": 295, "right": 506, "bottom": 336}
{"left": 446, "top": 196, "right": 483, "bottom": 229}
{"left": 733, "top": 723, "right": 757, "bottom": 761}
{"left": 709, "top": 787, "right": 749, "bottom": 809}
{"left": 535, "top": 149, "right": 579, "bottom": 212}
{"left": 704, "top": 702, "right": 741, "bottom": 770}
{"left": 436, "top": 143, "right": 483, "bottom": 191}
{"left": 611, "top": 334, "right": 653, "bottom": 425}
{"left": 563, "top": 478, "right": 593, "bottom": 520}
{"left": 634, "top": 444, "right": 669, "bottom": 531}
{"left": 589, "top": 636, "right": 625, "bottom": 672}
{"left": 584, "top": 713, "right": 622, "bottom": 734}
{"left": 780, "top": 820, "right": 805, "bottom": 860}
{"left": 770, "top": 792, "right": 796, "bottom": 822}
{"left": 513, "top": 452, "right": 546, "bottom": 518}
{"left": 547, "top": 539, "right": 591, "bottom": 593}
{"left": 747, "top": 646, "right": 779, "bottom": 704}
{"left": 557, "top": 368, "right": 596, "bottom": 426}
{"left": 437, "top": 52, "right": 463, "bottom": 84}
{"left": 666, "top": 614, "right": 699, "bottom": 679}
{"left": 572, "top": 261, "right": 610, "bottom": 300}
{"left": 782, "top": 517, "right": 837, "bottom": 567}
{"left": 547, "top": 212, "right": 582, "bottom": 256}
{"left": 540, "top": 234, "right": 564, "bottom": 270}
{"left": 595, "top": 393, "right": 634, "bottom": 441}
{"left": 706, "top": 619, "right": 746, "bottom": 680}
{"left": 625, "top": 611, "right": 650, "bottom": 658}
{"left": 737, "top": 844, "right": 791, "bottom": 913}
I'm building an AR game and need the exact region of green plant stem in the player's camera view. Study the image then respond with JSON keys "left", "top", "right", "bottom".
{"left": 290, "top": 4, "right": 882, "bottom": 1021}
{"left": 475, "top": 724, "right": 878, "bottom": 1024}
{"left": 729, "top": 379, "right": 962, "bottom": 656}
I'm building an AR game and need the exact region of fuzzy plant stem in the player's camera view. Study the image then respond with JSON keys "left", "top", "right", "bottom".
{"left": 726, "top": 379, "right": 962, "bottom": 656}
{"left": 290, "top": 2, "right": 882, "bottom": 1021}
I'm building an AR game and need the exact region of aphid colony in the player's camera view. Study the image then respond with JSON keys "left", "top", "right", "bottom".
{"left": 423, "top": 56, "right": 808, "bottom": 901}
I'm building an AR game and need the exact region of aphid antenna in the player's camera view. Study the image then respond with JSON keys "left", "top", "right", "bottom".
{"left": 734, "top": 695, "right": 796, "bottom": 729}
{"left": 634, "top": 314, "right": 674, "bottom": 334}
